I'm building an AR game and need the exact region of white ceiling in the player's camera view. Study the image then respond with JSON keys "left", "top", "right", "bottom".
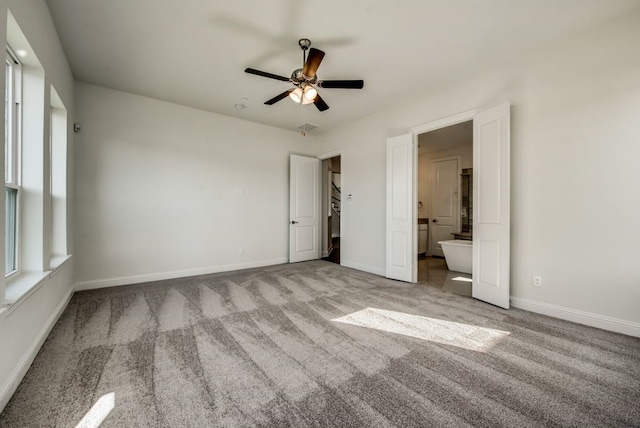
{"left": 418, "top": 121, "right": 472, "bottom": 154}
{"left": 45, "top": 0, "right": 638, "bottom": 133}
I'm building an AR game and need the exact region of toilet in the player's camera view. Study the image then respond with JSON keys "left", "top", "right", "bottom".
{"left": 438, "top": 240, "right": 472, "bottom": 274}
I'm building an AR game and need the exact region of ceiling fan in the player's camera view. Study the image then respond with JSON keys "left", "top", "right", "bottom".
{"left": 244, "top": 38, "right": 364, "bottom": 112}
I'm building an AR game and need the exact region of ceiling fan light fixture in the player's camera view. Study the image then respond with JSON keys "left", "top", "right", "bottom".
{"left": 289, "top": 87, "right": 303, "bottom": 103}
{"left": 303, "top": 85, "right": 317, "bottom": 102}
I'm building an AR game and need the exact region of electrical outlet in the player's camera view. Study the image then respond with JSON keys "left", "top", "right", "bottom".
{"left": 533, "top": 275, "right": 542, "bottom": 287}
{"left": 238, "top": 248, "right": 244, "bottom": 255}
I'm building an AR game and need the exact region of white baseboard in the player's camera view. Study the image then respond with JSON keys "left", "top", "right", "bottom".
{"left": 0, "top": 286, "right": 74, "bottom": 413}
{"left": 75, "top": 258, "right": 289, "bottom": 291}
{"left": 341, "top": 260, "right": 386, "bottom": 277}
{"left": 510, "top": 296, "right": 640, "bottom": 338}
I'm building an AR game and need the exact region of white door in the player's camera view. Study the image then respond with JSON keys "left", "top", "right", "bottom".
{"left": 289, "top": 154, "right": 321, "bottom": 263}
{"left": 472, "top": 103, "right": 510, "bottom": 308}
{"left": 429, "top": 157, "right": 459, "bottom": 257}
{"left": 386, "top": 133, "right": 415, "bottom": 282}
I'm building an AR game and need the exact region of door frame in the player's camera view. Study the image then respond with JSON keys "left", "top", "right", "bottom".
{"left": 318, "top": 149, "right": 343, "bottom": 263}
{"left": 411, "top": 110, "right": 475, "bottom": 267}
{"left": 410, "top": 107, "right": 511, "bottom": 308}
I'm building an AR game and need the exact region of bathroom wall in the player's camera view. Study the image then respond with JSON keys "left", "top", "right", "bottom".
{"left": 417, "top": 141, "right": 473, "bottom": 221}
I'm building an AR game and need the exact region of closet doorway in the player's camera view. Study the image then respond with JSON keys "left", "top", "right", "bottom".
{"left": 321, "top": 155, "right": 341, "bottom": 264}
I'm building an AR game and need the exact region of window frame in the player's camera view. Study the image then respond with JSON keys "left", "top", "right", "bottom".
{"left": 49, "top": 98, "right": 68, "bottom": 262}
{"left": 5, "top": 47, "right": 22, "bottom": 278}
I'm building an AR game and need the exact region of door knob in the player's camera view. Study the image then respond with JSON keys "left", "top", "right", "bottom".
{"left": 432, "top": 219, "right": 437, "bottom": 223}
{"left": 291, "top": 220, "right": 299, "bottom": 224}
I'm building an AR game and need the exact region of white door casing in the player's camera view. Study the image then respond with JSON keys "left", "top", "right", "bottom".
{"left": 386, "top": 133, "right": 415, "bottom": 282}
{"left": 429, "top": 156, "right": 460, "bottom": 257}
{"left": 472, "top": 103, "right": 511, "bottom": 309}
{"left": 289, "top": 154, "right": 321, "bottom": 263}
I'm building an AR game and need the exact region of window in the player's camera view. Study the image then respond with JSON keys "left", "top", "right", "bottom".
{"left": 5, "top": 48, "right": 21, "bottom": 276}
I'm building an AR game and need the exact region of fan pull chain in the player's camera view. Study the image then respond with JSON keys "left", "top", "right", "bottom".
{"left": 301, "top": 99, "right": 306, "bottom": 136}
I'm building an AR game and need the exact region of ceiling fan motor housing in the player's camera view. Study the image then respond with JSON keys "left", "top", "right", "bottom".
{"left": 291, "top": 68, "right": 317, "bottom": 85}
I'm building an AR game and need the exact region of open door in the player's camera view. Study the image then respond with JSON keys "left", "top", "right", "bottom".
{"left": 386, "top": 133, "right": 415, "bottom": 282}
{"left": 472, "top": 103, "right": 510, "bottom": 308}
{"left": 289, "top": 154, "right": 321, "bottom": 263}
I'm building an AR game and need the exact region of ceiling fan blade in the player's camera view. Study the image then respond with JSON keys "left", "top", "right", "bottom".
{"left": 245, "top": 68, "right": 290, "bottom": 82}
{"left": 317, "top": 80, "right": 364, "bottom": 89}
{"left": 302, "top": 48, "right": 325, "bottom": 79}
{"left": 265, "top": 90, "right": 293, "bottom": 105}
{"left": 313, "top": 94, "right": 329, "bottom": 112}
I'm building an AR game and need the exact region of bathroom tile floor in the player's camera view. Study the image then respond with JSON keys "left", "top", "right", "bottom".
{"left": 418, "top": 256, "right": 472, "bottom": 297}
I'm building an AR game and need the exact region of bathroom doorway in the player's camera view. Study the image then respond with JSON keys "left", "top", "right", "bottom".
{"left": 417, "top": 121, "right": 473, "bottom": 295}
{"left": 386, "top": 103, "right": 510, "bottom": 308}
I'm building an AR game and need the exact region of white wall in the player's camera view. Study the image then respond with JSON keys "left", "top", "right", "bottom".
{"left": 417, "top": 143, "right": 473, "bottom": 221}
{"left": 0, "top": 0, "right": 74, "bottom": 412}
{"left": 315, "top": 10, "right": 640, "bottom": 331}
{"left": 74, "top": 83, "right": 316, "bottom": 287}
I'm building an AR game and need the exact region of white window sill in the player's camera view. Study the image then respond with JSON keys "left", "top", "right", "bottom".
{"left": 1, "top": 254, "right": 73, "bottom": 316}
{"left": 50, "top": 254, "right": 72, "bottom": 276}
{"left": 3, "top": 272, "right": 50, "bottom": 315}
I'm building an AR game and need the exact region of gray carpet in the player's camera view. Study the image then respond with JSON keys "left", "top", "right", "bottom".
{"left": 1, "top": 261, "right": 639, "bottom": 427}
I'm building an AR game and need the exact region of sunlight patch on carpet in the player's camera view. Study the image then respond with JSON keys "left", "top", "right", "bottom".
{"left": 75, "top": 392, "right": 115, "bottom": 428}
{"left": 332, "top": 308, "right": 510, "bottom": 352}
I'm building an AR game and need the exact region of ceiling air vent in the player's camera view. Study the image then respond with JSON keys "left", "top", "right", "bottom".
{"left": 297, "top": 123, "right": 318, "bottom": 132}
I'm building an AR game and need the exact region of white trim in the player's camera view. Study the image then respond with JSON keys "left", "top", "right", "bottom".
{"left": 412, "top": 135, "right": 418, "bottom": 282}
{"left": 341, "top": 260, "right": 386, "bottom": 277}
{"left": 0, "top": 286, "right": 74, "bottom": 413}
{"left": 317, "top": 149, "right": 342, "bottom": 160}
{"left": 411, "top": 110, "right": 475, "bottom": 135}
{"left": 74, "top": 258, "right": 289, "bottom": 291}
{"left": 510, "top": 296, "right": 640, "bottom": 338}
